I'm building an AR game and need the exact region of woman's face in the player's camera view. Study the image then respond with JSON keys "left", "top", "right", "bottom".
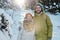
{"left": 26, "top": 14, "right": 33, "bottom": 21}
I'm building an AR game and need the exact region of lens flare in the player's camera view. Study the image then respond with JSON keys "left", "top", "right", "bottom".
{"left": 14, "top": 0, "right": 25, "bottom": 9}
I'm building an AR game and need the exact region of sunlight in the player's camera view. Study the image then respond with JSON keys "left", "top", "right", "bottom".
{"left": 14, "top": 0, "right": 25, "bottom": 8}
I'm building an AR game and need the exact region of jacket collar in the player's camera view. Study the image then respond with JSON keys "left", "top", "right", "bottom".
{"left": 34, "top": 11, "right": 43, "bottom": 16}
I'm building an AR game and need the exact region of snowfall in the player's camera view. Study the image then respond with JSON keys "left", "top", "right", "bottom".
{"left": 0, "top": 8, "right": 60, "bottom": 40}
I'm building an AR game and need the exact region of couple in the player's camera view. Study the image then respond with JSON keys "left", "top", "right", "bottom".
{"left": 18, "top": 3, "right": 53, "bottom": 40}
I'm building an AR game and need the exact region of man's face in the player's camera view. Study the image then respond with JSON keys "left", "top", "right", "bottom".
{"left": 35, "top": 6, "right": 41, "bottom": 13}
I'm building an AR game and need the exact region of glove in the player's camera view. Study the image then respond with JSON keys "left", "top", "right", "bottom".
{"left": 48, "top": 37, "right": 52, "bottom": 40}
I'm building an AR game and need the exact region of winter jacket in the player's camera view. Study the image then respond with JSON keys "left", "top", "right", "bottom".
{"left": 33, "top": 11, "right": 53, "bottom": 40}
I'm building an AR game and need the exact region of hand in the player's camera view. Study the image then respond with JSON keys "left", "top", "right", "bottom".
{"left": 48, "top": 37, "right": 52, "bottom": 40}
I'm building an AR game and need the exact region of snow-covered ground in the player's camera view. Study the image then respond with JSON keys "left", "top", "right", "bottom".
{"left": 46, "top": 12, "right": 60, "bottom": 40}
{"left": 0, "top": 8, "right": 60, "bottom": 40}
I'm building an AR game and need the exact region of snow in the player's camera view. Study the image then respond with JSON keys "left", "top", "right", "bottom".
{"left": 0, "top": 8, "right": 60, "bottom": 40}
{"left": 46, "top": 12, "right": 60, "bottom": 40}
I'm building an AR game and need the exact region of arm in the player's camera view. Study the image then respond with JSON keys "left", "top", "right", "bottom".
{"left": 17, "top": 29, "right": 23, "bottom": 40}
{"left": 46, "top": 15, "right": 53, "bottom": 40}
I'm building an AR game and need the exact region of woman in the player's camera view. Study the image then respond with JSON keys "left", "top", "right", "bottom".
{"left": 18, "top": 13, "right": 35, "bottom": 40}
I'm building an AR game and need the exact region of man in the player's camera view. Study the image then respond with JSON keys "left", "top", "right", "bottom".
{"left": 33, "top": 3, "right": 53, "bottom": 40}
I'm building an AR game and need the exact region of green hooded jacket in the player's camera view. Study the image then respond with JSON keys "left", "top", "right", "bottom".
{"left": 33, "top": 11, "right": 53, "bottom": 40}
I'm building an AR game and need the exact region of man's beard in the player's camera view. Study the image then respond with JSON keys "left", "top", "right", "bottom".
{"left": 37, "top": 11, "right": 41, "bottom": 14}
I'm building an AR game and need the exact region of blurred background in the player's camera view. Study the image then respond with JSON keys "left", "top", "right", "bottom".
{"left": 0, "top": 0, "right": 60, "bottom": 14}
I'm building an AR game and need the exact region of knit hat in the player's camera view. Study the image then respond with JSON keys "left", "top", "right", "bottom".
{"left": 34, "top": 3, "right": 44, "bottom": 12}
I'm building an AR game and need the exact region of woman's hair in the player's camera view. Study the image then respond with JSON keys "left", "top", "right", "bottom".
{"left": 24, "top": 13, "right": 33, "bottom": 19}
